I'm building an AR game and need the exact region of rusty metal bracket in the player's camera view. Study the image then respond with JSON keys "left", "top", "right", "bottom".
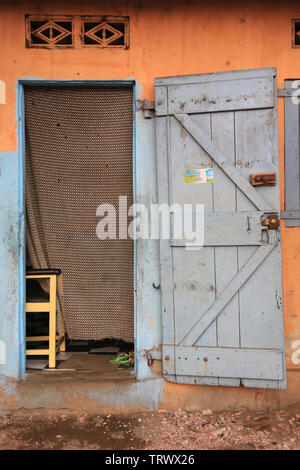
{"left": 261, "top": 213, "right": 280, "bottom": 230}
{"left": 139, "top": 349, "right": 162, "bottom": 367}
{"left": 137, "top": 99, "right": 155, "bottom": 119}
{"left": 250, "top": 173, "right": 276, "bottom": 186}
{"left": 147, "top": 351, "right": 154, "bottom": 367}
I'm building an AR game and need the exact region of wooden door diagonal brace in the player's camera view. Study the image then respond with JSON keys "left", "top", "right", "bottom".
{"left": 178, "top": 244, "right": 276, "bottom": 346}
{"left": 174, "top": 114, "right": 275, "bottom": 212}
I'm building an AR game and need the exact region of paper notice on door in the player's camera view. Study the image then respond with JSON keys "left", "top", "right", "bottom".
{"left": 184, "top": 168, "right": 213, "bottom": 184}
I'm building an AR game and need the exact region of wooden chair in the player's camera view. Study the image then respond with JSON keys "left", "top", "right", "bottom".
{"left": 26, "top": 268, "right": 65, "bottom": 368}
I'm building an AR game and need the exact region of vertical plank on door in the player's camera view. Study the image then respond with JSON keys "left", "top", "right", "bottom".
{"left": 156, "top": 116, "right": 176, "bottom": 379}
{"left": 284, "top": 80, "right": 300, "bottom": 226}
{"left": 170, "top": 113, "right": 218, "bottom": 384}
{"left": 235, "top": 108, "right": 284, "bottom": 389}
{"left": 211, "top": 112, "right": 240, "bottom": 387}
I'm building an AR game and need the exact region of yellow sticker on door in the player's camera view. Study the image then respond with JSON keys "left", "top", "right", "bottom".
{"left": 184, "top": 168, "right": 213, "bottom": 184}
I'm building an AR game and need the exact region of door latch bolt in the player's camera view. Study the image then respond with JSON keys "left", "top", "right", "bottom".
{"left": 261, "top": 213, "right": 279, "bottom": 230}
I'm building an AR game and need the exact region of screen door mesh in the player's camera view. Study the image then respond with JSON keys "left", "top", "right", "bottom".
{"left": 25, "top": 86, "right": 134, "bottom": 341}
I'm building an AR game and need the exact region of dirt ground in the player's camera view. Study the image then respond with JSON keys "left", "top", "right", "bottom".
{"left": 0, "top": 404, "right": 300, "bottom": 450}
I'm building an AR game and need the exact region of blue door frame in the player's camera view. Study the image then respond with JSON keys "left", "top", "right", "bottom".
{"left": 17, "top": 79, "right": 137, "bottom": 377}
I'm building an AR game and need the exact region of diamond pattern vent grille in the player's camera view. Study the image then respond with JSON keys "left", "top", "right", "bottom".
{"left": 26, "top": 16, "right": 129, "bottom": 49}
{"left": 292, "top": 20, "right": 300, "bottom": 48}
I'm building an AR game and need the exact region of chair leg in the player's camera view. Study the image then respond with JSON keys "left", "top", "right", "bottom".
{"left": 60, "top": 335, "right": 66, "bottom": 352}
{"left": 49, "top": 275, "right": 57, "bottom": 368}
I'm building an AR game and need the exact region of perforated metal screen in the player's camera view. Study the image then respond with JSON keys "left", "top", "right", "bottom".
{"left": 25, "top": 85, "right": 134, "bottom": 341}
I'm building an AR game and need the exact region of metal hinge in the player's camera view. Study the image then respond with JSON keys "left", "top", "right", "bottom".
{"left": 280, "top": 210, "right": 300, "bottom": 220}
{"left": 138, "top": 349, "right": 162, "bottom": 367}
{"left": 277, "top": 88, "right": 300, "bottom": 97}
{"left": 136, "top": 99, "right": 155, "bottom": 118}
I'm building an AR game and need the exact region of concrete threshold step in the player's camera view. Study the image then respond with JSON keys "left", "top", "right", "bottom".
{"left": 21, "top": 369, "right": 136, "bottom": 385}
{"left": 2, "top": 375, "right": 163, "bottom": 414}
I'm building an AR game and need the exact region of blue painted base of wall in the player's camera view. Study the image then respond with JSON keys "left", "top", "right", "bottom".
{"left": 0, "top": 374, "right": 164, "bottom": 414}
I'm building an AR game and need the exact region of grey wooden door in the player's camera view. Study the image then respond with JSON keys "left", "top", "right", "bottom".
{"left": 155, "top": 68, "right": 286, "bottom": 389}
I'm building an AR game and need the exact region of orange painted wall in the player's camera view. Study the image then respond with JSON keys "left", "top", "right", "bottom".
{"left": 1, "top": 0, "right": 300, "bottom": 371}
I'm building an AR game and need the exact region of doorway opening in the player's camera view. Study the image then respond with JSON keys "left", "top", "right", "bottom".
{"left": 23, "top": 83, "right": 135, "bottom": 376}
